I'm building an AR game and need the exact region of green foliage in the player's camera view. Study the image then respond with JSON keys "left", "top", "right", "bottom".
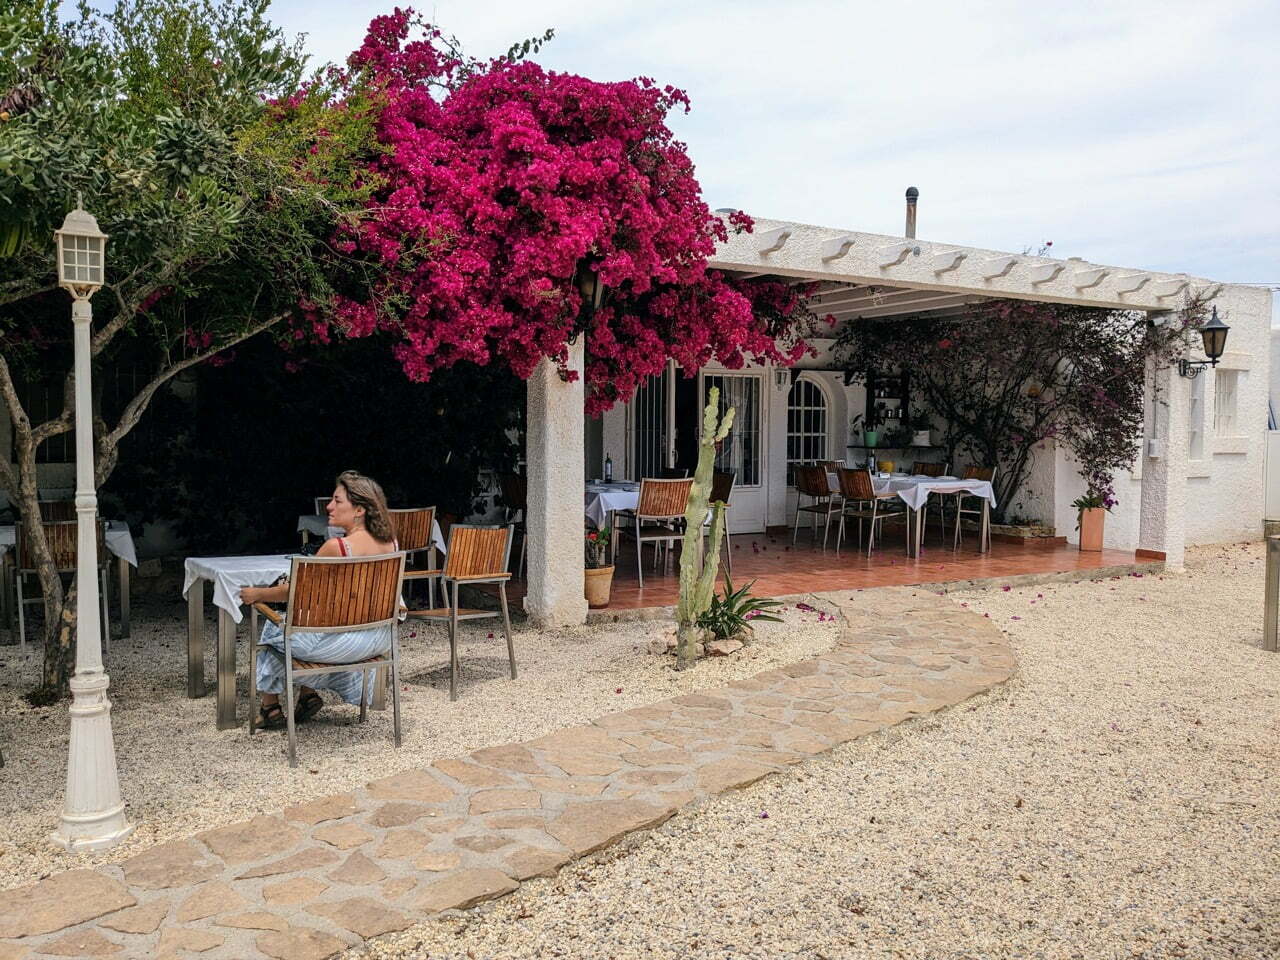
{"left": 696, "top": 577, "right": 783, "bottom": 640}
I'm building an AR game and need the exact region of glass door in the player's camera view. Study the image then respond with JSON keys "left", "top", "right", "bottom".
{"left": 700, "top": 371, "right": 767, "bottom": 532}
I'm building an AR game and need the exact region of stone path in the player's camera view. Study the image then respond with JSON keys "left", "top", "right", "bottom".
{"left": 0, "top": 588, "right": 1014, "bottom": 960}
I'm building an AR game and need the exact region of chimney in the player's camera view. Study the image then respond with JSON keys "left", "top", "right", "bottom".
{"left": 904, "top": 186, "right": 919, "bottom": 239}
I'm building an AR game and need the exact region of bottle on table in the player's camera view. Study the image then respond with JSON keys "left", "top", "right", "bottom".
{"left": 604, "top": 455, "right": 613, "bottom": 483}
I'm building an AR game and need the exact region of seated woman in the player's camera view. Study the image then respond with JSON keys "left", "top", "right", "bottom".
{"left": 241, "top": 470, "right": 399, "bottom": 729}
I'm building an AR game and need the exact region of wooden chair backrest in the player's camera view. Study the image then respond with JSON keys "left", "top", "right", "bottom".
{"left": 287, "top": 553, "right": 405, "bottom": 630}
{"left": 836, "top": 467, "right": 876, "bottom": 501}
{"left": 794, "top": 465, "right": 830, "bottom": 498}
{"left": 710, "top": 471, "right": 735, "bottom": 505}
{"left": 636, "top": 477, "right": 693, "bottom": 518}
{"left": 443, "top": 524, "right": 513, "bottom": 579}
{"left": 963, "top": 465, "right": 995, "bottom": 482}
{"left": 390, "top": 507, "right": 436, "bottom": 552}
{"left": 38, "top": 500, "right": 76, "bottom": 521}
{"left": 498, "top": 473, "right": 527, "bottom": 512}
{"left": 913, "top": 461, "right": 945, "bottom": 477}
{"left": 17, "top": 520, "right": 106, "bottom": 572}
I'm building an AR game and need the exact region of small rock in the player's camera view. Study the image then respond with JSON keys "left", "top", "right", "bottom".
{"left": 707, "top": 637, "right": 744, "bottom": 656}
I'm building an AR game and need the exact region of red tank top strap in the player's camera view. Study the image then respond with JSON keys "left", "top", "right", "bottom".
{"left": 337, "top": 537, "right": 350, "bottom": 557}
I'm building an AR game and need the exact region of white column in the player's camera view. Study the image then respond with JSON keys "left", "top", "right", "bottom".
{"left": 524, "top": 340, "right": 588, "bottom": 627}
{"left": 50, "top": 298, "right": 133, "bottom": 851}
{"left": 1138, "top": 326, "right": 1189, "bottom": 570}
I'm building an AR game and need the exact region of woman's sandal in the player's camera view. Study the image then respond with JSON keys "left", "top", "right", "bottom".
{"left": 258, "top": 702, "right": 287, "bottom": 731}
{"left": 295, "top": 692, "right": 324, "bottom": 723}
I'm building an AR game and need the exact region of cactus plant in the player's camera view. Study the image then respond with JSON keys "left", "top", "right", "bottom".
{"left": 674, "top": 388, "right": 735, "bottom": 668}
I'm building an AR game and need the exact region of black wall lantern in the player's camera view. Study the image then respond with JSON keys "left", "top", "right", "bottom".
{"left": 1178, "top": 306, "right": 1230, "bottom": 379}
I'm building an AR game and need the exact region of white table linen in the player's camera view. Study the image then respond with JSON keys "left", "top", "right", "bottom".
{"left": 585, "top": 482, "right": 640, "bottom": 528}
{"left": 296, "top": 515, "right": 446, "bottom": 553}
{"left": 873, "top": 476, "right": 997, "bottom": 511}
{"left": 182, "top": 554, "right": 291, "bottom": 624}
{"left": 0, "top": 521, "right": 137, "bottom": 566}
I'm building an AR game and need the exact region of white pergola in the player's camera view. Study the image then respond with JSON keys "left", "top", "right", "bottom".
{"left": 521, "top": 217, "right": 1270, "bottom": 627}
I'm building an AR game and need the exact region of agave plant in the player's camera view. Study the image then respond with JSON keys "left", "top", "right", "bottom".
{"left": 696, "top": 577, "right": 784, "bottom": 641}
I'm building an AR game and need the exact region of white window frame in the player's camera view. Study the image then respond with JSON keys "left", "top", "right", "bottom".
{"left": 785, "top": 375, "right": 832, "bottom": 486}
{"left": 1213, "top": 368, "right": 1239, "bottom": 436}
{"left": 1188, "top": 372, "right": 1205, "bottom": 460}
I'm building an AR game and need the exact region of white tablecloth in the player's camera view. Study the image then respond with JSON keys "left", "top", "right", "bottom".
{"left": 585, "top": 483, "right": 640, "bottom": 528}
{"left": 182, "top": 554, "right": 292, "bottom": 624}
{"left": 0, "top": 521, "right": 137, "bottom": 566}
{"left": 875, "top": 476, "right": 997, "bottom": 511}
{"left": 297, "top": 515, "right": 446, "bottom": 553}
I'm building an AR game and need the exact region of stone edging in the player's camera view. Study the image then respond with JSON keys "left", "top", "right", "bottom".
{"left": 0, "top": 586, "right": 1014, "bottom": 960}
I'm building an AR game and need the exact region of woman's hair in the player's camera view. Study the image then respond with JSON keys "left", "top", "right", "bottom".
{"left": 335, "top": 470, "right": 395, "bottom": 543}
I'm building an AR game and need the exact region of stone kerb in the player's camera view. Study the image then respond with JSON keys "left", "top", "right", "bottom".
{"left": 0, "top": 587, "right": 1014, "bottom": 960}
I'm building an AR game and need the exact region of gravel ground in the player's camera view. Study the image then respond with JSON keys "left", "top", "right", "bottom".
{"left": 352, "top": 542, "right": 1280, "bottom": 960}
{"left": 0, "top": 590, "right": 842, "bottom": 890}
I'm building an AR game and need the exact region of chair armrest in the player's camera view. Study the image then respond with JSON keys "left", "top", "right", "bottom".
{"left": 403, "top": 569, "right": 443, "bottom": 580}
{"left": 252, "top": 602, "right": 283, "bottom": 626}
{"left": 450, "top": 573, "right": 512, "bottom": 582}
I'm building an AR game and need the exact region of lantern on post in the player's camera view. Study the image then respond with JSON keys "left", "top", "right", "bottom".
{"left": 1178, "top": 306, "right": 1230, "bottom": 378}
{"left": 49, "top": 199, "right": 133, "bottom": 852}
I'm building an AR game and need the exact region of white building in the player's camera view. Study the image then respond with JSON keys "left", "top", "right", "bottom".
{"left": 590, "top": 215, "right": 1271, "bottom": 567}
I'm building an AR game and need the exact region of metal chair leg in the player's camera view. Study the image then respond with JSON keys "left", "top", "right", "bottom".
{"left": 390, "top": 629, "right": 402, "bottom": 748}
{"left": 635, "top": 517, "right": 644, "bottom": 590}
{"left": 15, "top": 571, "right": 25, "bottom": 656}
{"left": 284, "top": 652, "right": 298, "bottom": 768}
{"left": 248, "top": 608, "right": 259, "bottom": 735}
{"left": 449, "top": 580, "right": 460, "bottom": 702}
{"left": 499, "top": 582, "right": 515, "bottom": 679}
{"left": 359, "top": 671, "right": 370, "bottom": 723}
{"left": 792, "top": 498, "right": 802, "bottom": 544}
{"left": 100, "top": 566, "right": 110, "bottom": 655}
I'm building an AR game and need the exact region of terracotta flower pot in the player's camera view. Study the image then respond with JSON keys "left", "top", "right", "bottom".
{"left": 584, "top": 565, "right": 615, "bottom": 608}
{"left": 1078, "top": 507, "right": 1105, "bottom": 552}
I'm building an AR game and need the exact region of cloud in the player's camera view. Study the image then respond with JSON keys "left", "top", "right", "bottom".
{"left": 270, "top": 0, "right": 1280, "bottom": 283}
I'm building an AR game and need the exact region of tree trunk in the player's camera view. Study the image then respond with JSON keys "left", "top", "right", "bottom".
{"left": 42, "top": 576, "right": 77, "bottom": 696}
{"left": 10, "top": 471, "right": 70, "bottom": 691}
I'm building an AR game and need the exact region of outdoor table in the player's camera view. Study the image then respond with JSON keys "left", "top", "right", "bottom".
{"left": 584, "top": 482, "right": 640, "bottom": 529}
{"left": 823, "top": 472, "right": 996, "bottom": 557}
{"left": 1, "top": 520, "right": 137, "bottom": 637}
{"left": 182, "top": 554, "right": 291, "bottom": 729}
{"left": 297, "top": 514, "right": 446, "bottom": 553}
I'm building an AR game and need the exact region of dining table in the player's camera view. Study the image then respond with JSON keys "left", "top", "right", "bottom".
{"left": 1, "top": 520, "right": 137, "bottom": 637}
{"left": 584, "top": 481, "right": 641, "bottom": 530}
{"left": 296, "top": 514, "right": 447, "bottom": 554}
{"left": 826, "top": 471, "right": 998, "bottom": 558}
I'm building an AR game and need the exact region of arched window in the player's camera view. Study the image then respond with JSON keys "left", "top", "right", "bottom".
{"left": 786, "top": 377, "right": 828, "bottom": 485}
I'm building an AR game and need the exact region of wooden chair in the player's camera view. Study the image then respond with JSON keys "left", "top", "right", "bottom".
{"left": 498, "top": 472, "right": 528, "bottom": 579}
{"left": 954, "top": 465, "right": 998, "bottom": 550}
{"left": 792, "top": 464, "right": 841, "bottom": 550}
{"left": 706, "top": 470, "right": 736, "bottom": 576}
{"left": 249, "top": 552, "right": 406, "bottom": 766}
{"left": 835, "top": 468, "right": 906, "bottom": 557}
{"left": 912, "top": 461, "right": 947, "bottom": 477}
{"left": 614, "top": 478, "right": 694, "bottom": 588}
{"left": 37, "top": 500, "right": 76, "bottom": 521}
{"left": 405, "top": 524, "right": 514, "bottom": 701}
{"left": 390, "top": 506, "right": 438, "bottom": 607}
{"left": 14, "top": 520, "right": 110, "bottom": 655}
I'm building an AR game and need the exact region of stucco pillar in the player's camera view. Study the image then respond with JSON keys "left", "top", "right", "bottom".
{"left": 1138, "top": 328, "right": 1189, "bottom": 570}
{"left": 524, "top": 340, "right": 588, "bottom": 626}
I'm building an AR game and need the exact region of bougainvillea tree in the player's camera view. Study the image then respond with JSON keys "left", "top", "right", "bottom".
{"left": 318, "top": 9, "right": 814, "bottom": 413}
{"left": 835, "top": 297, "right": 1206, "bottom": 520}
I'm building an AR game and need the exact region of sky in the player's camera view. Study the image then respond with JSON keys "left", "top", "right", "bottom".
{"left": 271, "top": 0, "right": 1277, "bottom": 296}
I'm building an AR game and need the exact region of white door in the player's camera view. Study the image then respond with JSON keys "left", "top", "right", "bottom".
{"left": 700, "top": 371, "right": 767, "bottom": 533}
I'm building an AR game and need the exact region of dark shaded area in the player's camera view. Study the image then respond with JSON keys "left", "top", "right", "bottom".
{"left": 100, "top": 335, "right": 524, "bottom": 555}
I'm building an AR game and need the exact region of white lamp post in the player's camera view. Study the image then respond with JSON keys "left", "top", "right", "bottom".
{"left": 49, "top": 201, "right": 133, "bottom": 852}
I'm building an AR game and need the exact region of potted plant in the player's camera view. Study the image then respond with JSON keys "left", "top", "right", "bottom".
{"left": 1071, "top": 490, "right": 1111, "bottom": 551}
{"left": 584, "top": 526, "right": 614, "bottom": 607}
{"left": 853, "top": 410, "right": 879, "bottom": 448}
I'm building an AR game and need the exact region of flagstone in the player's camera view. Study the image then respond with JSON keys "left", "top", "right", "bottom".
{"left": 619, "top": 748, "right": 691, "bottom": 768}
{"left": 695, "top": 757, "right": 776, "bottom": 793}
{"left": 235, "top": 848, "right": 339, "bottom": 880}
{"left": 454, "top": 833, "right": 514, "bottom": 854}
{"left": 367, "top": 803, "right": 432, "bottom": 828}
{"left": 468, "top": 788, "right": 541, "bottom": 815}
{"left": 469, "top": 744, "right": 542, "bottom": 775}
{"left": 37, "top": 929, "right": 123, "bottom": 956}
{"left": 416, "top": 870, "right": 519, "bottom": 914}
{"left": 121, "top": 840, "right": 222, "bottom": 890}
{"left": 0, "top": 943, "right": 25, "bottom": 960}
{"left": 431, "top": 758, "right": 513, "bottom": 788}
{"left": 485, "top": 814, "right": 548, "bottom": 830}
{"left": 502, "top": 845, "right": 572, "bottom": 880}
{"left": 526, "top": 725, "right": 631, "bottom": 755}
{"left": 198, "top": 816, "right": 302, "bottom": 865}
{"left": 364, "top": 769, "right": 453, "bottom": 804}
{"left": 283, "top": 793, "right": 359, "bottom": 825}
{"left": 262, "top": 877, "right": 329, "bottom": 906}
{"left": 380, "top": 877, "right": 418, "bottom": 900}
{"left": 525, "top": 775, "right": 608, "bottom": 797}
{"left": 155, "top": 927, "right": 223, "bottom": 956}
{"left": 256, "top": 926, "right": 349, "bottom": 960}
{"left": 547, "top": 799, "right": 675, "bottom": 856}
{"left": 374, "top": 829, "right": 432, "bottom": 860}
{"left": 312, "top": 823, "right": 373, "bottom": 850}
{"left": 413, "top": 851, "right": 462, "bottom": 873}
{"left": 308, "top": 897, "right": 410, "bottom": 938}
{"left": 328, "top": 852, "right": 386, "bottom": 886}
{"left": 620, "top": 769, "right": 684, "bottom": 786}
{"left": 99, "top": 900, "right": 170, "bottom": 935}
{"left": 217, "top": 911, "right": 289, "bottom": 931}
{"left": 0, "top": 870, "right": 136, "bottom": 939}
{"left": 176, "top": 881, "right": 249, "bottom": 922}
